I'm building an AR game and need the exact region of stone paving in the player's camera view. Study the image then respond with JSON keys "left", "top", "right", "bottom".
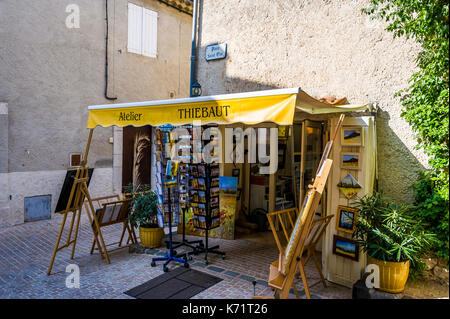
{"left": 0, "top": 214, "right": 351, "bottom": 299}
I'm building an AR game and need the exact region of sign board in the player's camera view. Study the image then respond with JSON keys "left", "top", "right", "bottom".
{"left": 205, "top": 43, "right": 227, "bottom": 61}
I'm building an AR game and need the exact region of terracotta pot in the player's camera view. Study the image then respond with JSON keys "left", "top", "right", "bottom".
{"left": 139, "top": 226, "right": 164, "bottom": 248}
{"left": 368, "top": 257, "right": 410, "bottom": 293}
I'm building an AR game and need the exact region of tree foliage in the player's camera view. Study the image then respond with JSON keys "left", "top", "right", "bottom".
{"left": 412, "top": 173, "right": 449, "bottom": 261}
{"left": 364, "top": 0, "right": 449, "bottom": 199}
{"left": 363, "top": 0, "right": 449, "bottom": 263}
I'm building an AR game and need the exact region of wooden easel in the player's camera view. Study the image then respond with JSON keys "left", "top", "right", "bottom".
{"left": 266, "top": 208, "right": 334, "bottom": 298}
{"left": 255, "top": 115, "right": 344, "bottom": 298}
{"left": 86, "top": 195, "right": 138, "bottom": 256}
{"left": 295, "top": 214, "right": 334, "bottom": 296}
{"left": 47, "top": 129, "right": 110, "bottom": 275}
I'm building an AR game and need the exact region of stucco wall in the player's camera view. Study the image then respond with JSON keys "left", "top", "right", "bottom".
{"left": 0, "top": 0, "right": 191, "bottom": 226}
{"left": 196, "top": 0, "right": 427, "bottom": 203}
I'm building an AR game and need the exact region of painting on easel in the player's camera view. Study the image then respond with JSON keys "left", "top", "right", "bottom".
{"left": 55, "top": 168, "right": 94, "bottom": 213}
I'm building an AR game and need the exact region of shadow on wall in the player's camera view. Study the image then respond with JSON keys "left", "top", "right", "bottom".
{"left": 375, "top": 109, "right": 425, "bottom": 204}
{"left": 194, "top": 42, "right": 425, "bottom": 203}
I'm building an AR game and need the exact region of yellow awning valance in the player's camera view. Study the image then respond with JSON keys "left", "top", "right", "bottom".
{"left": 87, "top": 88, "right": 368, "bottom": 128}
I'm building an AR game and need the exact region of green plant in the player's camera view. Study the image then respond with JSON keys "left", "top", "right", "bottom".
{"left": 363, "top": 1, "right": 449, "bottom": 200}
{"left": 353, "top": 193, "right": 437, "bottom": 276}
{"left": 412, "top": 173, "right": 449, "bottom": 262}
{"left": 126, "top": 184, "right": 159, "bottom": 228}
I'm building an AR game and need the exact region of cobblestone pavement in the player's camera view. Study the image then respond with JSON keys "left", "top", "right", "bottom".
{"left": 0, "top": 214, "right": 351, "bottom": 299}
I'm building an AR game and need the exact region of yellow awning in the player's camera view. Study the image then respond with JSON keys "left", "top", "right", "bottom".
{"left": 87, "top": 88, "right": 368, "bottom": 128}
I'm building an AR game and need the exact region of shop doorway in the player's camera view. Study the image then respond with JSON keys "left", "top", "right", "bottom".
{"left": 239, "top": 120, "right": 327, "bottom": 242}
{"left": 122, "top": 126, "right": 152, "bottom": 192}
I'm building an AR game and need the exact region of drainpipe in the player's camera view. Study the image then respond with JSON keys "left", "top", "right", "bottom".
{"left": 189, "top": 0, "right": 199, "bottom": 97}
{"left": 105, "top": 0, "right": 117, "bottom": 101}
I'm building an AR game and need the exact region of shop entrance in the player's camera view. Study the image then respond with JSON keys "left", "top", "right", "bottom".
{"left": 122, "top": 126, "right": 152, "bottom": 192}
{"left": 235, "top": 119, "right": 327, "bottom": 241}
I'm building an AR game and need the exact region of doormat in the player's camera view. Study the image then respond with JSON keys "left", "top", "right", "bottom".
{"left": 124, "top": 267, "right": 223, "bottom": 299}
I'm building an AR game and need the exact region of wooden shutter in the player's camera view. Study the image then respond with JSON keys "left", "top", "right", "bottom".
{"left": 142, "top": 8, "right": 157, "bottom": 58}
{"left": 127, "top": 3, "right": 142, "bottom": 54}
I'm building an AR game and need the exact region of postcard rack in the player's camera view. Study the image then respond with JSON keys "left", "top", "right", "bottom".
{"left": 189, "top": 162, "right": 225, "bottom": 264}
{"left": 154, "top": 126, "right": 180, "bottom": 227}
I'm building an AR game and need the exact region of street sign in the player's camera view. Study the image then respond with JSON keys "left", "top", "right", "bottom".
{"left": 205, "top": 43, "right": 227, "bottom": 61}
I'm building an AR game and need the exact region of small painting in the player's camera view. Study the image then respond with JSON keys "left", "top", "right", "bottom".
{"left": 340, "top": 152, "right": 361, "bottom": 170}
{"left": 219, "top": 176, "right": 238, "bottom": 196}
{"left": 336, "top": 206, "right": 358, "bottom": 233}
{"left": 341, "top": 126, "right": 363, "bottom": 146}
{"left": 337, "top": 173, "right": 362, "bottom": 199}
{"left": 333, "top": 235, "right": 359, "bottom": 261}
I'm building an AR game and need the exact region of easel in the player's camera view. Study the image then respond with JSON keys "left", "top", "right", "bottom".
{"left": 255, "top": 115, "right": 344, "bottom": 299}
{"left": 47, "top": 129, "right": 110, "bottom": 275}
{"left": 295, "top": 214, "right": 334, "bottom": 296}
{"left": 266, "top": 208, "right": 334, "bottom": 298}
{"left": 86, "top": 195, "right": 138, "bottom": 256}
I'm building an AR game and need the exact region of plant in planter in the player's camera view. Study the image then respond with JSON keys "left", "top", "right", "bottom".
{"left": 353, "top": 193, "right": 436, "bottom": 293}
{"left": 127, "top": 184, "right": 164, "bottom": 249}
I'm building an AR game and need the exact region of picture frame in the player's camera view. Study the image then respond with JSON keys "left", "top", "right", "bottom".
{"left": 336, "top": 205, "right": 358, "bottom": 233}
{"left": 340, "top": 152, "right": 361, "bottom": 170}
{"left": 332, "top": 235, "right": 359, "bottom": 261}
{"left": 341, "top": 126, "right": 363, "bottom": 146}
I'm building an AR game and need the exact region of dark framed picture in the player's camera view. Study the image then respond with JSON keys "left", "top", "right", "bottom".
{"left": 332, "top": 235, "right": 359, "bottom": 261}
{"left": 341, "top": 126, "right": 363, "bottom": 146}
{"left": 336, "top": 205, "right": 358, "bottom": 233}
{"left": 340, "top": 152, "right": 361, "bottom": 170}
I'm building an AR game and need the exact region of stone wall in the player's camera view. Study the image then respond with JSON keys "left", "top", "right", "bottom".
{"left": 0, "top": 0, "right": 191, "bottom": 226}
{"left": 422, "top": 255, "right": 449, "bottom": 285}
{"left": 196, "top": 0, "right": 428, "bottom": 203}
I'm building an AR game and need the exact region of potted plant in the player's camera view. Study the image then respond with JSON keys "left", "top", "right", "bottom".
{"left": 127, "top": 184, "right": 164, "bottom": 248}
{"left": 353, "top": 193, "right": 436, "bottom": 293}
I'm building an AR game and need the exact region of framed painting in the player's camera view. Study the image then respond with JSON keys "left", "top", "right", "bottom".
{"left": 332, "top": 235, "right": 359, "bottom": 261}
{"left": 341, "top": 126, "right": 363, "bottom": 146}
{"left": 340, "top": 152, "right": 361, "bottom": 170}
{"left": 336, "top": 205, "right": 358, "bottom": 233}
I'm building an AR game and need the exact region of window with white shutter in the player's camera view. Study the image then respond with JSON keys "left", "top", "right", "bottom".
{"left": 127, "top": 3, "right": 157, "bottom": 58}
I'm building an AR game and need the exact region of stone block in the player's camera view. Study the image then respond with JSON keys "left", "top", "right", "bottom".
{"left": 352, "top": 280, "right": 405, "bottom": 299}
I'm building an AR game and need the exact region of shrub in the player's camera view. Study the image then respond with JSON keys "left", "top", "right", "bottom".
{"left": 411, "top": 173, "right": 449, "bottom": 263}
{"left": 353, "top": 193, "right": 437, "bottom": 277}
{"left": 126, "top": 184, "right": 159, "bottom": 228}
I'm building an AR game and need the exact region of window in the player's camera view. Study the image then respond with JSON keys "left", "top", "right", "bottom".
{"left": 127, "top": 3, "right": 157, "bottom": 58}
